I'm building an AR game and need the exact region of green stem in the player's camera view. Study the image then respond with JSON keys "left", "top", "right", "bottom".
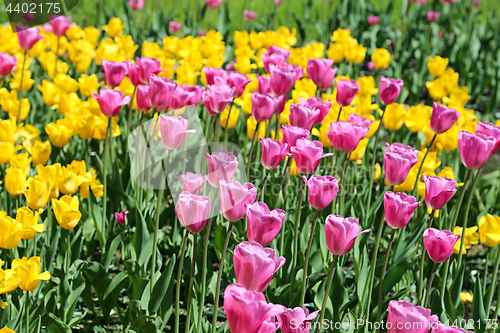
{"left": 417, "top": 210, "right": 436, "bottom": 305}
{"left": 300, "top": 209, "right": 320, "bottom": 307}
{"left": 494, "top": 261, "right": 500, "bottom": 319}
{"left": 289, "top": 180, "right": 306, "bottom": 303}
{"left": 213, "top": 112, "right": 221, "bottom": 147}
{"left": 25, "top": 290, "right": 29, "bottom": 333}
{"left": 377, "top": 228, "right": 396, "bottom": 321}
{"left": 211, "top": 222, "right": 234, "bottom": 333}
{"left": 339, "top": 153, "right": 350, "bottom": 216}
{"left": 246, "top": 122, "right": 260, "bottom": 180}
{"left": 175, "top": 229, "right": 189, "bottom": 333}
{"left": 412, "top": 133, "right": 437, "bottom": 197}
{"left": 257, "top": 168, "right": 270, "bottom": 200}
{"left": 275, "top": 114, "right": 280, "bottom": 139}
{"left": 223, "top": 103, "right": 233, "bottom": 145}
{"left": 274, "top": 157, "right": 292, "bottom": 209}
{"left": 17, "top": 50, "right": 27, "bottom": 126}
{"left": 66, "top": 230, "right": 71, "bottom": 274}
{"left": 483, "top": 251, "right": 490, "bottom": 296}
{"left": 101, "top": 117, "right": 112, "bottom": 237}
{"left": 423, "top": 262, "right": 438, "bottom": 308}
{"left": 336, "top": 106, "right": 343, "bottom": 122}
{"left": 54, "top": 37, "right": 60, "bottom": 78}
{"left": 184, "top": 233, "right": 197, "bottom": 333}
{"left": 127, "top": 87, "right": 137, "bottom": 131}
{"left": 316, "top": 255, "right": 338, "bottom": 333}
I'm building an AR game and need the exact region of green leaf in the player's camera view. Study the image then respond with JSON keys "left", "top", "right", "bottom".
{"left": 472, "top": 276, "right": 486, "bottom": 333}
{"left": 149, "top": 255, "right": 176, "bottom": 314}
{"left": 449, "top": 263, "right": 465, "bottom": 308}
{"left": 64, "top": 272, "right": 86, "bottom": 324}
{"left": 103, "top": 271, "right": 128, "bottom": 300}
{"left": 102, "top": 233, "right": 123, "bottom": 272}
{"left": 42, "top": 313, "right": 72, "bottom": 333}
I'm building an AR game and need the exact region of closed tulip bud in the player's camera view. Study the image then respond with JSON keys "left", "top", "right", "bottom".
{"left": 257, "top": 74, "right": 271, "bottom": 94}
{"left": 227, "top": 71, "right": 252, "bottom": 97}
{"left": 203, "top": 67, "right": 227, "bottom": 85}
{"left": 175, "top": 192, "right": 211, "bottom": 233}
{"left": 269, "top": 64, "right": 296, "bottom": 96}
{"left": 277, "top": 307, "right": 319, "bottom": 333}
{"left": 252, "top": 92, "right": 277, "bottom": 122}
{"left": 458, "top": 130, "right": 496, "bottom": 170}
{"left": 115, "top": 210, "right": 129, "bottom": 224}
{"left": 327, "top": 121, "right": 369, "bottom": 153}
{"left": 52, "top": 195, "right": 82, "bottom": 230}
{"left": 289, "top": 104, "right": 320, "bottom": 131}
{"left": 335, "top": 79, "right": 359, "bottom": 107}
{"left": 48, "top": 15, "right": 72, "bottom": 37}
{"left": 224, "top": 283, "right": 285, "bottom": 333}
{"left": 0, "top": 142, "right": 16, "bottom": 164}
{"left": 367, "top": 15, "right": 380, "bottom": 25}
{"left": 291, "top": 138, "right": 333, "bottom": 175}
{"left": 11, "top": 257, "right": 50, "bottom": 291}
{"left": 92, "top": 88, "right": 131, "bottom": 117}
{"left": 430, "top": 102, "right": 460, "bottom": 134}
{"left": 421, "top": 175, "right": 457, "bottom": 210}
{"left": 260, "top": 138, "right": 288, "bottom": 170}
{"left": 148, "top": 75, "right": 178, "bottom": 111}
{"left": 306, "top": 59, "right": 337, "bottom": 91}
{"left": 205, "top": 151, "right": 239, "bottom": 188}
{"left": 384, "top": 191, "right": 419, "bottom": 229}
{"left": 203, "top": 81, "right": 234, "bottom": 114}
{"left": 0, "top": 259, "right": 21, "bottom": 294}
{"left": 5, "top": 168, "right": 26, "bottom": 195}
{"left": 135, "top": 57, "right": 163, "bottom": 84}
{"left": 30, "top": 140, "right": 51, "bottom": 165}
{"left": 24, "top": 178, "right": 50, "bottom": 210}
{"left": 262, "top": 46, "right": 290, "bottom": 73}
{"left": 233, "top": 241, "right": 285, "bottom": 292}
{"left": 16, "top": 25, "right": 45, "bottom": 51}
{"left": 159, "top": 115, "right": 196, "bottom": 149}
{"left": 298, "top": 97, "right": 332, "bottom": 125}
{"left": 387, "top": 300, "right": 439, "bottom": 333}
{"left": 129, "top": 0, "right": 145, "bottom": 11}
{"left": 281, "top": 125, "right": 310, "bottom": 153}
{"left": 16, "top": 207, "right": 44, "bottom": 240}
{"left": 45, "top": 121, "right": 72, "bottom": 148}
{"left": 246, "top": 202, "right": 285, "bottom": 246}
{"left": 136, "top": 84, "right": 152, "bottom": 111}
{"left": 427, "top": 11, "right": 440, "bottom": 21}
{"left": 478, "top": 214, "right": 500, "bottom": 247}
{"left": 220, "top": 180, "right": 257, "bottom": 222}
{"left": 169, "top": 21, "right": 182, "bottom": 32}
{"left": 179, "top": 172, "right": 204, "bottom": 194}
{"left": 475, "top": 122, "right": 500, "bottom": 155}
{"left": 302, "top": 175, "right": 339, "bottom": 210}
{"left": 0, "top": 213, "right": 26, "bottom": 249}
{"left": 424, "top": 228, "right": 461, "bottom": 263}
{"left": 427, "top": 56, "right": 449, "bottom": 78}
{"left": 379, "top": 76, "right": 404, "bottom": 105}
{"left": 0, "top": 53, "right": 17, "bottom": 77}
{"left": 384, "top": 144, "right": 420, "bottom": 186}
{"left": 324, "top": 215, "right": 370, "bottom": 255}
{"left": 101, "top": 60, "right": 130, "bottom": 88}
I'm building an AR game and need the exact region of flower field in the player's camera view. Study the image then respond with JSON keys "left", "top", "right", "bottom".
{"left": 1, "top": 0, "right": 500, "bottom": 332}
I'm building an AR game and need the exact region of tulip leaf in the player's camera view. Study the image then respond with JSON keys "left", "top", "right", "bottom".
{"left": 42, "top": 313, "right": 72, "bottom": 333}
{"left": 449, "top": 263, "right": 465, "bottom": 308}
{"left": 472, "top": 276, "right": 486, "bottom": 333}
{"left": 102, "top": 233, "right": 123, "bottom": 272}
{"left": 64, "top": 272, "right": 87, "bottom": 324}
{"left": 149, "top": 254, "right": 176, "bottom": 314}
{"left": 103, "top": 271, "right": 128, "bottom": 300}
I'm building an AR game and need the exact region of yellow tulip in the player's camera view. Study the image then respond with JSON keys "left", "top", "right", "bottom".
{"left": 37, "top": 80, "right": 59, "bottom": 105}
{"left": 0, "top": 214, "right": 26, "bottom": 249}
{"left": 5, "top": 168, "right": 26, "bottom": 195}
{"left": 437, "top": 167, "right": 455, "bottom": 180}
{"left": 11, "top": 257, "right": 51, "bottom": 291}
{"left": 478, "top": 214, "right": 500, "bottom": 247}
{"left": 289, "top": 158, "right": 299, "bottom": 176}
{"left": 371, "top": 48, "right": 391, "bottom": 70}
{"left": 102, "top": 18, "right": 124, "bottom": 38}
{"left": 9, "top": 153, "right": 31, "bottom": 177}
{"left": 16, "top": 207, "right": 44, "bottom": 240}
{"left": 52, "top": 196, "right": 82, "bottom": 230}
{"left": 356, "top": 76, "right": 378, "bottom": 97}
{"left": 405, "top": 104, "right": 432, "bottom": 132}
{"left": 426, "top": 79, "right": 448, "bottom": 101}
{"left": 453, "top": 226, "right": 479, "bottom": 254}
{"left": 427, "top": 56, "right": 449, "bottom": 78}
{"left": 380, "top": 103, "right": 406, "bottom": 131}
{"left": 24, "top": 177, "right": 50, "bottom": 210}
{"left": 37, "top": 164, "right": 61, "bottom": 199}
{"left": 79, "top": 168, "right": 104, "bottom": 198}
{"left": 58, "top": 166, "right": 89, "bottom": 195}
{"left": 0, "top": 327, "right": 16, "bottom": 332}
{"left": 460, "top": 292, "right": 473, "bottom": 305}
{"left": 30, "top": 141, "right": 51, "bottom": 165}
{"left": 330, "top": 28, "right": 351, "bottom": 43}
{"left": 373, "top": 163, "right": 381, "bottom": 181}
{"left": 0, "top": 142, "right": 16, "bottom": 164}
{"left": 9, "top": 70, "right": 34, "bottom": 91}
{"left": 45, "top": 120, "right": 72, "bottom": 148}
{"left": 0, "top": 118, "right": 17, "bottom": 143}
{"left": 0, "top": 260, "right": 20, "bottom": 294}
{"left": 247, "top": 116, "right": 266, "bottom": 140}
{"left": 344, "top": 40, "right": 366, "bottom": 64}
{"left": 350, "top": 138, "right": 369, "bottom": 161}
{"left": 0, "top": 89, "right": 30, "bottom": 121}
{"left": 220, "top": 106, "right": 239, "bottom": 129}
{"left": 326, "top": 43, "right": 344, "bottom": 63}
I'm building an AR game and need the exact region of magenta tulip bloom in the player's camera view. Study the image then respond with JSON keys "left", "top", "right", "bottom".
{"left": 243, "top": 10, "right": 257, "bottom": 21}
{"left": 275, "top": 0, "right": 282, "bottom": 5}
{"left": 327, "top": 121, "right": 369, "bottom": 153}
{"left": 427, "top": 11, "right": 440, "bottom": 21}
{"left": 92, "top": 88, "right": 131, "bottom": 117}
{"left": 386, "top": 142, "right": 419, "bottom": 158}
{"left": 281, "top": 125, "right": 310, "bottom": 153}
{"left": 246, "top": 202, "right": 285, "bottom": 246}
{"left": 128, "top": 0, "right": 145, "bottom": 10}
{"left": 475, "top": 121, "right": 500, "bottom": 155}
{"left": 48, "top": 15, "right": 72, "bottom": 37}
{"left": 169, "top": 21, "right": 182, "bottom": 32}
{"left": 387, "top": 300, "right": 439, "bottom": 333}
{"left": 275, "top": 94, "right": 287, "bottom": 114}
{"left": 367, "top": 61, "right": 375, "bottom": 71}
{"left": 205, "top": 151, "right": 238, "bottom": 188}
{"left": 284, "top": 63, "right": 304, "bottom": 81}
{"left": 384, "top": 144, "right": 419, "bottom": 186}
{"left": 367, "top": 16, "right": 380, "bottom": 25}
{"left": 0, "top": 53, "right": 17, "bottom": 77}
{"left": 473, "top": 1, "right": 481, "bottom": 7}
{"left": 206, "top": 0, "right": 223, "bottom": 9}
{"left": 179, "top": 172, "right": 204, "bottom": 194}
{"left": 306, "top": 59, "right": 337, "bottom": 91}
{"left": 115, "top": 210, "right": 129, "bottom": 224}
{"left": 101, "top": 60, "right": 130, "bottom": 88}
{"left": 423, "top": 228, "right": 461, "bottom": 263}
{"left": 220, "top": 180, "right": 257, "bottom": 222}
{"left": 22, "top": 13, "right": 35, "bottom": 22}
{"left": 203, "top": 81, "right": 234, "bottom": 114}
{"left": 257, "top": 74, "right": 271, "bottom": 94}
{"left": 136, "top": 84, "right": 152, "bottom": 111}
{"left": 348, "top": 113, "right": 374, "bottom": 129}
{"left": 422, "top": 175, "right": 457, "bottom": 210}
{"left": 260, "top": 138, "right": 289, "bottom": 170}
{"left": 16, "top": 25, "right": 45, "bottom": 51}
{"left": 169, "top": 85, "right": 195, "bottom": 110}
{"left": 233, "top": 241, "right": 285, "bottom": 292}
{"left": 384, "top": 192, "right": 419, "bottom": 229}
{"left": 289, "top": 104, "right": 320, "bottom": 131}
{"left": 379, "top": 76, "right": 404, "bottom": 105}
{"left": 159, "top": 115, "right": 196, "bottom": 149}
{"left": 457, "top": 130, "right": 496, "bottom": 169}
{"left": 128, "top": 64, "right": 142, "bottom": 86}
{"left": 184, "top": 85, "right": 205, "bottom": 105}
{"left": 148, "top": 75, "right": 178, "bottom": 111}
{"left": 431, "top": 323, "right": 467, "bottom": 333}
{"left": 430, "top": 102, "right": 459, "bottom": 134}
{"left": 262, "top": 46, "right": 290, "bottom": 73}
{"left": 302, "top": 175, "right": 339, "bottom": 210}
{"left": 203, "top": 67, "right": 227, "bottom": 85}
{"left": 277, "top": 307, "right": 319, "bottom": 333}
{"left": 335, "top": 79, "right": 359, "bottom": 107}
{"left": 324, "top": 215, "right": 370, "bottom": 255}
{"left": 299, "top": 97, "right": 332, "bottom": 125}
{"left": 224, "top": 283, "right": 286, "bottom": 333}
{"left": 269, "top": 64, "right": 296, "bottom": 96}
{"left": 252, "top": 92, "right": 278, "bottom": 122}
{"left": 175, "top": 192, "right": 211, "bottom": 234}
{"left": 131, "top": 57, "right": 163, "bottom": 85}
{"left": 227, "top": 71, "right": 252, "bottom": 97}
{"left": 291, "top": 138, "right": 333, "bottom": 174}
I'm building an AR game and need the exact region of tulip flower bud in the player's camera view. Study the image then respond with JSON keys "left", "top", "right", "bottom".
{"left": 324, "top": 215, "right": 370, "bottom": 255}
{"left": 246, "top": 202, "right": 285, "bottom": 246}
{"left": 423, "top": 228, "right": 461, "bottom": 263}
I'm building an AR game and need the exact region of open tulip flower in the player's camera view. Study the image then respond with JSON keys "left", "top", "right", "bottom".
{"left": 289, "top": 103, "right": 320, "bottom": 131}
{"left": 324, "top": 215, "right": 370, "bottom": 255}
{"left": 16, "top": 207, "right": 44, "bottom": 240}
{"left": 281, "top": 125, "right": 310, "bottom": 153}
{"left": 175, "top": 192, "right": 211, "bottom": 233}
{"left": 475, "top": 121, "right": 500, "bottom": 155}
{"left": 277, "top": 307, "right": 319, "bottom": 333}
{"left": 457, "top": 130, "right": 496, "bottom": 169}
{"left": 0, "top": 213, "right": 27, "bottom": 250}
{"left": 11, "top": 257, "right": 51, "bottom": 291}
{"left": 246, "top": 202, "right": 285, "bottom": 246}
{"left": 52, "top": 195, "right": 82, "bottom": 230}
{"left": 302, "top": 175, "right": 339, "bottom": 210}
{"left": 260, "top": 138, "right": 289, "bottom": 170}
{"left": 327, "top": 121, "right": 369, "bottom": 153}
{"left": 220, "top": 180, "right": 257, "bottom": 222}
{"left": 205, "top": 151, "right": 239, "bottom": 187}
{"left": 262, "top": 46, "right": 291, "bottom": 73}
{"left": 0, "top": 260, "right": 21, "bottom": 295}
{"left": 423, "top": 228, "right": 461, "bottom": 263}
{"left": 291, "top": 138, "right": 333, "bottom": 174}
{"left": 93, "top": 88, "right": 131, "bottom": 117}
{"left": 159, "top": 115, "right": 196, "bottom": 149}
{"left": 299, "top": 97, "right": 331, "bottom": 125}
{"left": 421, "top": 175, "right": 457, "bottom": 210}
{"left": 387, "top": 300, "right": 438, "bottom": 333}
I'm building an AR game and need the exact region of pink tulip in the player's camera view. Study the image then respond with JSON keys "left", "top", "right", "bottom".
{"left": 284, "top": 63, "right": 304, "bottom": 81}
{"left": 457, "top": 130, "right": 496, "bottom": 170}
{"left": 169, "top": 85, "right": 196, "bottom": 110}
{"left": 203, "top": 81, "right": 234, "bottom": 114}
{"left": 324, "top": 215, "right": 370, "bottom": 255}
{"left": 207, "top": 0, "right": 223, "bottom": 9}
{"left": 243, "top": 10, "right": 257, "bottom": 21}
{"left": 16, "top": 25, "right": 45, "bottom": 51}
{"left": 387, "top": 300, "right": 439, "bottom": 333}
{"left": 384, "top": 146, "right": 420, "bottom": 186}
{"left": 233, "top": 241, "right": 285, "bottom": 292}
{"left": 327, "top": 121, "right": 369, "bottom": 153}
{"left": 101, "top": 60, "right": 130, "bottom": 88}
{"left": 257, "top": 74, "right": 271, "bottom": 94}
{"left": 432, "top": 323, "right": 467, "bottom": 333}
{"left": 128, "top": 64, "right": 142, "bottom": 86}
{"left": 131, "top": 57, "right": 163, "bottom": 85}
{"left": 179, "top": 172, "right": 204, "bottom": 194}
{"left": 205, "top": 151, "right": 239, "bottom": 188}
{"left": 175, "top": 192, "right": 211, "bottom": 234}
{"left": 335, "top": 79, "right": 359, "bottom": 107}
{"left": 269, "top": 64, "right": 296, "bottom": 96}
{"left": 386, "top": 142, "right": 419, "bottom": 158}
{"left": 367, "top": 61, "right": 375, "bottom": 71}
{"left": 275, "top": 95, "right": 287, "bottom": 114}
{"left": 473, "top": 1, "right": 481, "bottom": 8}
{"left": 262, "top": 46, "right": 291, "bottom": 73}
{"left": 227, "top": 71, "right": 252, "bottom": 97}
{"left": 159, "top": 115, "right": 196, "bottom": 149}
{"left": 306, "top": 59, "right": 337, "bottom": 91}
{"left": 22, "top": 13, "right": 35, "bottom": 22}
{"left": 220, "top": 180, "right": 257, "bottom": 222}
{"left": 169, "top": 21, "right": 182, "bottom": 32}
{"left": 298, "top": 97, "right": 332, "bottom": 125}
{"left": 475, "top": 122, "right": 500, "bottom": 155}
{"left": 128, "top": 0, "right": 145, "bottom": 10}
{"left": 48, "top": 15, "right": 72, "bottom": 37}
{"left": 423, "top": 228, "right": 461, "bottom": 263}
{"left": 348, "top": 113, "right": 374, "bottom": 129}
{"left": 92, "top": 88, "right": 131, "bottom": 117}
{"left": 252, "top": 92, "right": 277, "bottom": 122}
{"left": 289, "top": 104, "right": 320, "bottom": 131}
{"left": 421, "top": 175, "right": 457, "bottom": 210}
{"left": 258, "top": 318, "right": 281, "bottom": 333}
{"left": 275, "top": 0, "right": 282, "bottom": 4}
{"left": 384, "top": 191, "right": 419, "bottom": 229}
{"left": 429, "top": 102, "right": 460, "bottom": 134}
{"left": 367, "top": 16, "right": 380, "bottom": 25}
{"left": 379, "top": 76, "right": 404, "bottom": 105}
{"left": 277, "top": 307, "right": 319, "bottom": 333}
{"left": 440, "top": 0, "right": 457, "bottom": 3}
{"left": 148, "top": 75, "right": 178, "bottom": 111}
{"left": 203, "top": 67, "right": 227, "bottom": 85}
{"left": 0, "top": 53, "right": 17, "bottom": 77}
{"left": 184, "top": 85, "right": 205, "bottom": 105}
{"left": 136, "top": 84, "right": 152, "bottom": 111}
{"left": 260, "top": 138, "right": 289, "bottom": 170}
{"left": 302, "top": 175, "right": 339, "bottom": 210}
{"left": 281, "top": 125, "right": 311, "bottom": 153}
{"left": 246, "top": 202, "right": 285, "bottom": 246}
{"left": 115, "top": 210, "right": 129, "bottom": 224}
{"left": 224, "top": 283, "right": 286, "bottom": 333}
{"left": 291, "top": 138, "right": 334, "bottom": 175}
{"left": 199, "top": 29, "right": 206, "bottom": 36}
{"left": 427, "top": 11, "right": 440, "bottom": 21}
